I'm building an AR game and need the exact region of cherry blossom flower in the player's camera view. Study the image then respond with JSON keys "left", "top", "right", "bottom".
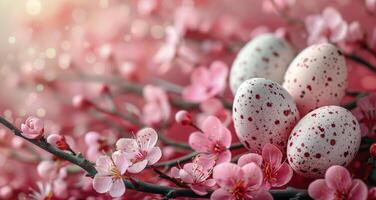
{"left": 308, "top": 165, "right": 367, "bottom": 200}
{"left": 93, "top": 152, "right": 130, "bottom": 198}
{"left": 21, "top": 116, "right": 44, "bottom": 139}
{"left": 211, "top": 162, "right": 272, "bottom": 200}
{"left": 153, "top": 26, "right": 198, "bottom": 74}
{"left": 84, "top": 131, "right": 111, "bottom": 161}
{"left": 171, "top": 156, "right": 216, "bottom": 195}
{"left": 238, "top": 143, "right": 293, "bottom": 189}
{"left": 352, "top": 94, "right": 376, "bottom": 137}
{"left": 197, "top": 98, "right": 231, "bottom": 127}
{"left": 262, "top": 0, "right": 295, "bottom": 13}
{"left": 29, "top": 182, "right": 53, "bottom": 200}
{"left": 189, "top": 116, "right": 232, "bottom": 164}
{"left": 366, "top": 0, "right": 376, "bottom": 14}
{"left": 142, "top": 85, "right": 171, "bottom": 126}
{"left": 183, "top": 61, "right": 228, "bottom": 103}
{"left": 345, "top": 22, "right": 364, "bottom": 43}
{"left": 305, "top": 7, "right": 348, "bottom": 45}
{"left": 116, "top": 128, "right": 162, "bottom": 173}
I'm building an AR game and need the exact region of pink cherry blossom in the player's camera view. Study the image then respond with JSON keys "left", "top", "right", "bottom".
{"left": 308, "top": 165, "right": 367, "bottom": 200}
{"left": 238, "top": 143, "right": 293, "bottom": 189}
{"left": 20, "top": 116, "right": 44, "bottom": 139}
{"left": 211, "top": 162, "right": 272, "bottom": 200}
{"left": 93, "top": 152, "right": 130, "bottom": 198}
{"left": 366, "top": 0, "right": 376, "bottom": 14}
{"left": 262, "top": 0, "right": 296, "bottom": 14}
{"left": 305, "top": 7, "right": 348, "bottom": 45}
{"left": 116, "top": 128, "right": 162, "bottom": 173}
{"left": 345, "top": 22, "right": 364, "bottom": 43}
{"left": 183, "top": 61, "right": 228, "bottom": 103}
{"left": 197, "top": 98, "right": 231, "bottom": 127}
{"left": 37, "top": 160, "right": 59, "bottom": 180}
{"left": 153, "top": 26, "right": 198, "bottom": 74}
{"left": 171, "top": 156, "right": 216, "bottom": 195}
{"left": 142, "top": 85, "right": 171, "bottom": 126}
{"left": 352, "top": 94, "right": 376, "bottom": 137}
{"left": 189, "top": 116, "right": 232, "bottom": 164}
{"left": 84, "top": 131, "right": 110, "bottom": 161}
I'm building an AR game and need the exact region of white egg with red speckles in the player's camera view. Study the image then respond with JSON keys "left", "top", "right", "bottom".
{"left": 229, "top": 34, "right": 295, "bottom": 95}
{"left": 233, "top": 78, "right": 300, "bottom": 153}
{"left": 287, "top": 106, "right": 361, "bottom": 178}
{"left": 283, "top": 43, "right": 347, "bottom": 116}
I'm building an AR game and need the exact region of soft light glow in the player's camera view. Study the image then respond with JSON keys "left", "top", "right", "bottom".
{"left": 25, "top": 0, "right": 42, "bottom": 16}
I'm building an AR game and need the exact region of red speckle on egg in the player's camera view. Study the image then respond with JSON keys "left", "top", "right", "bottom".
{"left": 330, "top": 139, "right": 336, "bottom": 146}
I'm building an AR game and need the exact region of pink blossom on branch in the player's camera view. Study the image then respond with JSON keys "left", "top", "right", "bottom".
{"left": 116, "top": 128, "right": 162, "bottom": 173}
{"left": 170, "top": 155, "right": 216, "bottom": 195}
{"left": 93, "top": 152, "right": 130, "bottom": 198}
{"left": 189, "top": 116, "right": 232, "bottom": 164}
{"left": 211, "top": 162, "right": 272, "bottom": 200}
{"left": 352, "top": 94, "right": 376, "bottom": 137}
{"left": 183, "top": 61, "right": 228, "bottom": 103}
{"left": 21, "top": 116, "right": 44, "bottom": 139}
{"left": 197, "top": 98, "right": 232, "bottom": 127}
{"left": 142, "top": 85, "right": 171, "bottom": 126}
{"left": 305, "top": 7, "right": 348, "bottom": 45}
{"left": 238, "top": 143, "right": 293, "bottom": 190}
{"left": 308, "top": 165, "right": 367, "bottom": 200}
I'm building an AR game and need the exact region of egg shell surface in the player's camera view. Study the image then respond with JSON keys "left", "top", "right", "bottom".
{"left": 233, "top": 78, "right": 300, "bottom": 153}
{"left": 229, "top": 34, "right": 295, "bottom": 95}
{"left": 287, "top": 105, "right": 361, "bottom": 178}
{"left": 283, "top": 43, "right": 347, "bottom": 116}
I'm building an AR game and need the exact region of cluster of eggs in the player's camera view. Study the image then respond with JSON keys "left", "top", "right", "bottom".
{"left": 231, "top": 34, "right": 361, "bottom": 178}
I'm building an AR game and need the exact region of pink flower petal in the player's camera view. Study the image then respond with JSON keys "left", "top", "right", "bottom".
{"left": 347, "top": 179, "right": 368, "bottom": 200}
{"left": 308, "top": 179, "right": 334, "bottom": 199}
{"left": 253, "top": 189, "right": 273, "bottom": 200}
{"left": 190, "top": 184, "right": 208, "bottom": 195}
{"left": 112, "top": 152, "right": 129, "bottom": 174}
{"left": 211, "top": 188, "right": 232, "bottom": 200}
{"left": 116, "top": 138, "right": 138, "bottom": 152}
{"left": 93, "top": 175, "right": 112, "bottom": 193}
{"left": 202, "top": 116, "right": 222, "bottom": 139}
{"left": 137, "top": 128, "right": 158, "bottom": 150}
{"left": 262, "top": 143, "right": 283, "bottom": 167}
{"left": 191, "top": 67, "right": 210, "bottom": 85}
{"left": 182, "top": 85, "right": 208, "bottom": 102}
{"left": 95, "top": 156, "right": 112, "bottom": 174}
{"left": 322, "top": 7, "right": 343, "bottom": 28}
{"left": 330, "top": 21, "right": 348, "bottom": 43}
{"left": 146, "top": 146, "right": 162, "bottom": 165}
{"left": 203, "top": 179, "right": 216, "bottom": 187}
{"left": 325, "top": 165, "right": 352, "bottom": 191}
{"left": 271, "top": 163, "right": 293, "bottom": 188}
{"left": 242, "top": 163, "right": 263, "bottom": 188}
{"left": 179, "top": 168, "right": 194, "bottom": 184}
{"left": 216, "top": 150, "right": 232, "bottom": 164}
{"left": 213, "top": 163, "right": 243, "bottom": 188}
{"left": 109, "top": 179, "right": 126, "bottom": 198}
{"left": 238, "top": 153, "right": 263, "bottom": 167}
{"left": 128, "top": 160, "right": 148, "bottom": 174}
{"left": 189, "top": 132, "right": 212, "bottom": 152}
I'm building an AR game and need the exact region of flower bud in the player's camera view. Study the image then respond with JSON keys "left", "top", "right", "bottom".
{"left": 371, "top": 143, "right": 376, "bottom": 157}
{"left": 72, "top": 95, "right": 92, "bottom": 109}
{"left": 20, "top": 116, "right": 44, "bottom": 139}
{"left": 47, "top": 134, "right": 70, "bottom": 151}
{"left": 175, "top": 110, "right": 192, "bottom": 125}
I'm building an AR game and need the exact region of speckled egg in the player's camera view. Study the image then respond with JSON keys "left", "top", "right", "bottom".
{"left": 283, "top": 43, "right": 347, "bottom": 116}
{"left": 287, "top": 106, "right": 361, "bottom": 178}
{"left": 233, "top": 78, "right": 300, "bottom": 153}
{"left": 229, "top": 34, "right": 295, "bottom": 95}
